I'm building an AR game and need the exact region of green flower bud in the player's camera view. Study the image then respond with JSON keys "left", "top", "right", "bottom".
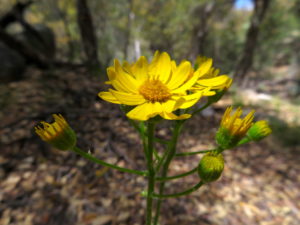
{"left": 198, "top": 152, "right": 224, "bottom": 183}
{"left": 35, "top": 114, "right": 77, "bottom": 151}
{"left": 247, "top": 120, "right": 272, "bottom": 141}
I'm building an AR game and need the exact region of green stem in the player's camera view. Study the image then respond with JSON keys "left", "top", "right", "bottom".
{"left": 71, "top": 146, "right": 147, "bottom": 176}
{"left": 238, "top": 137, "right": 251, "bottom": 146}
{"left": 156, "top": 167, "right": 197, "bottom": 182}
{"left": 175, "top": 138, "right": 251, "bottom": 157}
{"left": 175, "top": 148, "right": 216, "bottom": 157}
{"left": 191, "top": 101, "right": 211, "bottom": 117}
{"left": 145, "top": 122, "right": 156, "bottom": 225}
{"left": 153, "top": 121, "right": 183, "bottom": 225}
{"left": 152, "top": 181, "right": 204, "bottom": 199}
{"left": 140, "top": 121, "right": 148, "bottom": 158}
{"left": 153, "top": 148, "right": 161, "bottom": 161}
{"left": 154, "top": 137, "right": 169, "bottom": 145}
{"left": 128, "top": 118, "right": 142, "bottom": 134}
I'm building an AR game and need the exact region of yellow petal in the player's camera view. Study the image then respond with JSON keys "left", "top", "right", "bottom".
{"left": 98, "top": 91, "right": 121, "bottom": 104}
{"left": 175, "top": 92, "right": 202, "bottom": 109}
{"left": 190, "top": 87, "right": 216, "bottom": 96}
{"left": 107, "top": 66, "right": 116, "bottom": 80}
{"left": 167, "top": 61, "right": 192, "bottom": 90}
{"left": 122, "top": 61, "right": 134, "bottom": 74}
{"left": 197, "top": 75, "right": 231, "bottom": 89}
{"left": 114, "top": 59, "right": 139, "bottom": 93}
{"left": 160, "top": 112, "right": 191, "bottom": 120}
{"left": 149, "top": 52, "right": 171, "bottom": 83}
{"left": 196, "top": 58, "right": 213, "bottom": 78}
{"left": 131, "top": 56, "right": 148, "bottom": 82}
{"left": 107, "top": 68, "right": 130, "bottom": 92}
{"left": 109, "top": 89, "right": 146, "bottom": 105}
{"left": 149, "top": 51, "right": 160, "bottom": 69}
{"left": 126, "top": 102, "right": 162, "bottom": 121}
{"left": 161, "top": 99, "right": 180, "bottom": 113}
{"left": 171, "top": 60, "right": 177, "bottom": 72}
{"left": 172, "top": 69, "right": 201, "bottom": 93}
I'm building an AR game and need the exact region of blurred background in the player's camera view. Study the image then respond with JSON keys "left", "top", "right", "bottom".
{"left": 0, "top": 0, "right": 299, "bottom": 224}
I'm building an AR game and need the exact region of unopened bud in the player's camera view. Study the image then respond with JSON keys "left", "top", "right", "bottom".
{"left": 198, "top": 152, "right": 224, "bottom": 183}
{"left": 247, "top": 120, "right": 272, "bottom": 141}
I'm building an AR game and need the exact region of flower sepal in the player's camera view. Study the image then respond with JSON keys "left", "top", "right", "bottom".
{"left": 216, "top": 127, "right": 241, "bottom": 149}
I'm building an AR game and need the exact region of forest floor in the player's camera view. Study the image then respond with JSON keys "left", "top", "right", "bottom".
{"left": 0, "top": 67, "right": 299, "bottom": 225}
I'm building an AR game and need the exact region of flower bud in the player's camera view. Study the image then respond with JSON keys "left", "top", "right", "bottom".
{"left": 247, "top": 120, "right": 272, "bottom": 141}
{"left": 198, "top": 152, "right": 224, "bottom": 183}
{"left": 35, "top": 114, "right": 77, "bottom": 151}
{"left": 216, "top": 107, "right": 254, "bottom": 149}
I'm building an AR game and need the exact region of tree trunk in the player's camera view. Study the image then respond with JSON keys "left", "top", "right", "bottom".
{"left": 0, "top": 1, "right": 32, "bottom": 29}
{"left": 189, "top": 1, "right": 216, "bottom": 59}
{"left": 0, "top": 1, "right": 49, "bottom": 68}
{"left": 234, "top": 0, "right": 271, "bottom": 84}
{"left": 123, "top": 0, "right": 134, "bottom": 60}
{"left": 76, "top": 0, "right": 100, "bottom": 72}
{"left": 0, "top": 28, "right": 48, "bottom": 68}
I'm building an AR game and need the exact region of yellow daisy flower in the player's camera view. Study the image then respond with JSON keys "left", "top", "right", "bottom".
{"left": 191, "top": 56, "right": 232, "bottom": 93}
{"left": 216, "top": 106, "right": 255, "bottom": 149}
{"left": 99, "top": 51, "right": 214, "bottom": 121}
{"left": 35, "top": 114, "right": 76, "bottom": 150}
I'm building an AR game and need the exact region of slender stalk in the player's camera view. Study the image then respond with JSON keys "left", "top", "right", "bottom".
{"left": 156, "top": 167, "right": 197, "bottom": 182}
{"left": 152, "top": 181, "right": 204, "bottom": 199}
{"left": 175, "top": 137, "right": 250, "bottom": 157}
{"left": 153, "top": 121, "right": 183, "bottom": 225}
{"left": 140, "top": 121, "right": 148, "bottom": 158}
{"left": 154, "top": 137, "right": 169, "bottom": 145}
{"left": 71, "top": 146, "right": 147, "bottom": 176}
{"left": 237, "top": 137, "right": 251, "bottom": 146}
{"left": 191, "top": 101, "right": 211, "bottom": 117}
{"left": 175, "top": 148, "right": 216, "bottom": 157}
{"left": 145, "top": 122, "right": 156, "bottom": 225}
{"left": 153, "top": 148, "right": 161, "bottom": 161}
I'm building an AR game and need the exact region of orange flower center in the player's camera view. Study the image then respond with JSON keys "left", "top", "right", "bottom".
{"left": 139, "top": 79, "right": 171, "bottom": 102}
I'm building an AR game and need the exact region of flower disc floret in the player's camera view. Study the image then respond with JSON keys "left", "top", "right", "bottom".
{"left": 99, "top": 51, "right": 216, "bottom": 121}
{"left": 139, "top": 79, "right": 171, "bottom": 103}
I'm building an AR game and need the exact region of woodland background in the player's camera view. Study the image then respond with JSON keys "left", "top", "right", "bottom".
{"left": 0, "top": 0, "right": 300, "bottom": 224}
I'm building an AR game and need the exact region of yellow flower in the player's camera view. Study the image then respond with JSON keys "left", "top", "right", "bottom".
{"left": 247, "top": 120, "right": 272, "bottom": 141}
{"left": 99, "top": 51, "right": 215, "bottom": 121}
{"left": 216, "top": 106, "right": 255, "bottom": 149}
{"left": 35, "top": 114, "right": 76, "bottom": 150}
{"left": 191, "top": 56, "right": 232, "bottom": 94}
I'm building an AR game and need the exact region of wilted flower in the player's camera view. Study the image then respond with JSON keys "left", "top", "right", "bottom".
{"left": 35, "top": 114, "right": 76, "bottom": 150}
